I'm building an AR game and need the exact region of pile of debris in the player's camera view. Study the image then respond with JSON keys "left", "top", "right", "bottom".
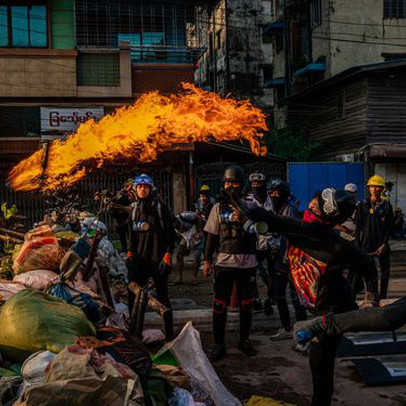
{"left": 0, "top": 214, "right": 240, "bottom": 406}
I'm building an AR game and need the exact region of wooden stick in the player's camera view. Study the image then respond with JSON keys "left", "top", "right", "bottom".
{"left": 0, "top": 235, "right": 21, "bottom": 244}
{"left": 128, "top": 282, "right": 170, "bottom": 317}
{"left": 0, "top": 228, "right": 24, "bottom": 240}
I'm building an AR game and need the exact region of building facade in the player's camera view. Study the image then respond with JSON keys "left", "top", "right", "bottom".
{"left": 264, "top": 0, "right": 406, "bottom": 128}
{"left": 191, "top": 0, "right": 274, "bottom": 110}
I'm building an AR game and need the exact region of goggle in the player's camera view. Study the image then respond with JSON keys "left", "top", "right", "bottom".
{"left": 249, "top": 173, "right": 266, "bottom": 182}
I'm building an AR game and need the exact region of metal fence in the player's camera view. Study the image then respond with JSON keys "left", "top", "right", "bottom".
{"left": 0, "top": 168, "right": 173, "bottom": 239}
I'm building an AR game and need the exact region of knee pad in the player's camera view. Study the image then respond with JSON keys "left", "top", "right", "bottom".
{"left": 213, "top": 298, "right": 227, "bottom": 314}
{"left": 241, "top": 298, "right": 253, "bottom": 312}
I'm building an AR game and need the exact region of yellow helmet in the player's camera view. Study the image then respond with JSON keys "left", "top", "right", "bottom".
{"left": 367, "top": 175, "right": 385, "bottom": 188}
{"left": 200, "top": 185, "right": 210, "bottom": 192}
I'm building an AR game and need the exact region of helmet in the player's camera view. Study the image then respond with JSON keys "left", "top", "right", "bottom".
{"left": 200, "top": 185, "right": 210, "bottom": 192}
{"left": 223, "top": 165, "right": 245, "bottom": 183}
{"left": 134, "top": 174, "right": 154, "bottom": 187}
{"left": 318, "top": 188, "right": 356, "bottom": 223}
{"left": 345, "top": 183, "right": 358, "bottom": 193}
{"left": 367, "top": 175, "right": 385, "bottom": 188}
{"left": 249, "top": 172, "right": 266, "bottom": 183}
{"left": 269, "top": 179, "right": 290, "bottom": 196}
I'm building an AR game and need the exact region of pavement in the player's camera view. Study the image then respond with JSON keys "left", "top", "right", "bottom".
{"left": 142, "top": 241, "right": 406, "bottom": 405}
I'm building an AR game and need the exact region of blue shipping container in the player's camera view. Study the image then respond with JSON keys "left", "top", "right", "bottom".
{"left": 288, "top": 162, "right": 365, "bottom": 210}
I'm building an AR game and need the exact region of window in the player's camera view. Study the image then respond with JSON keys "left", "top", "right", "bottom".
{"left": 383, "top": 52, "right": 406, "bottom": 61}
{"left": 77, "top": 53, "right": 120, "bottom": 87}
{"left": 0, "top": 107, "right": 40, "bottom": 137}
{"left": 75, "top": 1, "right": 187, "bottom": 63}
{"left": 216, "top": 29, "right": 222, "bottom": 50}
{"left": 384, "top": 0, "right": 406, "bottom": 18}
{"left": 0, "top": 5, "right": 47, "bottom": 48}
{"left": 310, "top": 0, "right": 322, "bottom": 28}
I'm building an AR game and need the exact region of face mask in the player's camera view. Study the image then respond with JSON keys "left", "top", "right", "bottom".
{"left": 271, "top": 196, "right": 285, "bottom": 213}
{"left": 252, "top": 185, "right": 267, "bottom": 200}
{"left": 225, "top": 185, "right": 242, "bottom": 196}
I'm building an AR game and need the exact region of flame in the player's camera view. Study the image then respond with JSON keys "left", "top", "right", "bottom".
{"left": 9, "top": 83, "right": 268, "bottom": 192}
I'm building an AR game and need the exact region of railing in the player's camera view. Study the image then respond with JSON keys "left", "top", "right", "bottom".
{"left": 0, "top": 169, "right": 173, "bottom": 239}
{"left": 130, "top": 45, "right": 206, "bottom": 64}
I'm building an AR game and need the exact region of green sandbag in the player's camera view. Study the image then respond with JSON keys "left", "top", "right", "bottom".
{"left": 0, "top": 289, "right": 96, "bottom": 362}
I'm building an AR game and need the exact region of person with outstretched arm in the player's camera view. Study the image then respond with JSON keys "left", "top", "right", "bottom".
{"left": 231, "top": 187, "right": 379, "bottom": 406}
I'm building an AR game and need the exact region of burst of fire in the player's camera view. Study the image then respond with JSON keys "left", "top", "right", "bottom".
{"left": 9, "top": 83, "right": 268, "bottom": 192}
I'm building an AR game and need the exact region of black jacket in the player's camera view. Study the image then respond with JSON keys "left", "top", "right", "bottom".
{"left": 247, "top": 207, "right": 378, "bottom": 314}
{"left": 128, "top": 196, "right": 175, "bottom": 263}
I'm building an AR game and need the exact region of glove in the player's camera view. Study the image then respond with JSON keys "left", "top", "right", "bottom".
{"left": 158, "top": 252, "right": 172, "bottom": 276}
{"left": 293, "top": 316, "right": 326, "bottom": 345}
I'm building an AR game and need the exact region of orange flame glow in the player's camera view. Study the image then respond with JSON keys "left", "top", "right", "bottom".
{"left": 9, "top": 83, "right": 268, "bottom": 192}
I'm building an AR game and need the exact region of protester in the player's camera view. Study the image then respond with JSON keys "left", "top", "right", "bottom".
{"left": 173, "top": 210, "right": 204, "bottom": 285}
{"left": 236, "top": 187, "right": 378, "bottom": 406}
{"left": 126, "top": 174, "right": 176, "bottom": 339}
{"left": 248, "top": 172, "right": 275, "bottom": 314}
{"left": 355, "top": 175, "right": 394, "bottom": 299}
{"left": 203, "top": 165, "right": 259, "bottom": 362}
{"left": 267, "top": 179, "right": 307, "bottom": 345}
{"left": 196, "top": 185, "right": 216, "bottom": 221}
{"left": 109, "top": 178, "right": 133, "bottom": 253}
{"left": 335, "top": 183, "right": 358, "bottom": 243}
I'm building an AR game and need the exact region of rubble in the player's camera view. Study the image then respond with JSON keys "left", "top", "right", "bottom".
{"left": 0, "top": 207, "right": 233, "bottom": 406}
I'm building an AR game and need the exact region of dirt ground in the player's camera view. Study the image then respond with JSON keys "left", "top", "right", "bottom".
{"left": 167, "top": 256, "right": 406, "bottom": 406}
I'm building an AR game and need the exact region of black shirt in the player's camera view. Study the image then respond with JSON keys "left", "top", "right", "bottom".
{"left": 355, "top": 199, "right": 394, "bottom": 254}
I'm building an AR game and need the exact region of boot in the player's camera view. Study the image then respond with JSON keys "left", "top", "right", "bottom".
{"left": 238, "top": 339, "right": 257, "bottom": 356}
{"left": 264, "top": 298, "right": 274, "bottom": 315}
{"left": 208, "top": 343, "right": 227, "bottom": 362}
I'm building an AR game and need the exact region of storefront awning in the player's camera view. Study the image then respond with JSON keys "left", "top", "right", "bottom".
{"left": 262, "top": 77, "right": 285, "bottom": 88}
{"left": 293, "top": 62, "right": 326, "bottom": 77}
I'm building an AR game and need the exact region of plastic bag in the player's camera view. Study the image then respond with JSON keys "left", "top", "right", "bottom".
{"left": 0, "top": 289, "right": 96, "bottom": 362}
{"left": 169, "top": 387, "right": 198, "bottom": 406}
{"left": 14, "top": 345, "right": 144, "bottom": 406}
{"left": 13, "top": 226, "right": 65, "bottom": 275}
{"left": 13, "top": 270, "right": 58, "bottom": 291}
{"left": 153, "top": 321, "right": 241, "bottom": 406}
{"left": 47, "top": 281, "right": 111, "bottom": 325}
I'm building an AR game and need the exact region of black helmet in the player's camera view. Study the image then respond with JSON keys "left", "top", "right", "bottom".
{"left": 223, "top": 165, "right": 245, "bottom": 183}
{"left": 318, "top": 188, "right": 356, "bottom": 224}
{"left": 269, "top": 179, "right": 290, "bottom": 196}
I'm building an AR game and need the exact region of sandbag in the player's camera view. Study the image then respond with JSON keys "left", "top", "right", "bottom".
{"left": 13, "top": 270, "right": 58, "bottom": 291}
{"left": 13, "top": 226, "right": 65, "bottom": 275}
{"left": 21, "top": 351, "right": 56, "bottom": 390}
{"left": 0, "top": 280, "right": 25, "bottom": 302}
{"left": 0, "top": 290, "right": 96, "bottom": 362}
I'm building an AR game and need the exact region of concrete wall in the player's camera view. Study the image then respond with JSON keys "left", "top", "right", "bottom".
{"left": 318, "top": 0, "right": 406, "bottom": 78}
{"left": 0, "top": 49, "right": 77, "bottom": 97}
{"left": 374, "top": 162, "right": 406, "bottom": 212}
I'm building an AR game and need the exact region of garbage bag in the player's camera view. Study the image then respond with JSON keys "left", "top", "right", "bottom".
{"left": 0, "top": 290, "right": 96, "bottom": 362}
{"left": 14, "top": 345, "right": 144, "bottom": 406}
{"left": 153, "top": 321, "right": 241, "bottom": 406}
{"left": 0, "top": 280, "right": 25, "bottom": 302}
{"left": 47, "top": 280, "right": 111, "bottom": 325}
{"left": 0, "top": 376, "right": 21, "bottom": 406}
{"left": 21, "top": 351, "right": 56, "bottom": 390}
{"left": 13, "top": 270, "right": 58, "bottom": 291}
{"left": 13, "top": 226, "right": 65, "bottom": 275}
{"left": 76, "top": 327, "right": 152, "bottom": 379}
